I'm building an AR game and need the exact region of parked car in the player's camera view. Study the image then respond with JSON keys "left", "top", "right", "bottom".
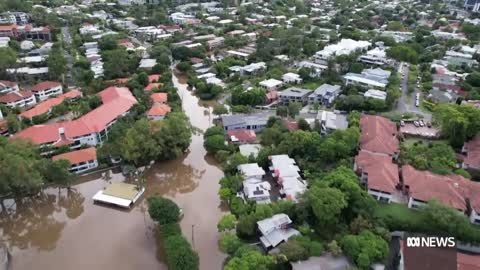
{"left": 419, "top": 120, "right": 425, "bottom": 127}
{"left": 400, "top": 120, "right": 405, "bottom": 127}
{"left": 427, "top": 122, "right": 432, "bottom": 128}
{"left": 414, "top": 121, "right": 419, "bottom": 127}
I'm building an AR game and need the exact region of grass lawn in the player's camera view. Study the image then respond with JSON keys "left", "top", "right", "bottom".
{"left": 300, "top": 81, "right": 322, "bottom": 90}
{"left": 373, "top": 203, "right": 423, "bottom": 225}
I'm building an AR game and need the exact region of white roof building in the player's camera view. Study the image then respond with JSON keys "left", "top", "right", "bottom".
{"left": 282, "top": 72, "right": 302, "bottom": 84}
{"left": 259, "top": 78, "right": 283, "bottom": 91}
{"left": 238, "top": 163, "right": 266, "bottom": 180}
{"left": 315, "top": 39, "right": 371, "bottom": 60}
{"left": 257, "top": 214, "right": 300, "bottom": 248}
{"left": 269, "top": 155, "right": 307, "bottom": 201}
{"left": 139, "top": 58, "right": 157, "bottom": 69}
{"left": 364, "top": 89, "right": 387, "bottom": 101}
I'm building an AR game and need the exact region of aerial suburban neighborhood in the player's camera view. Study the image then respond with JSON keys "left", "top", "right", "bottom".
{"left": 0, "top": 0, "right": 480, "bottom": 270}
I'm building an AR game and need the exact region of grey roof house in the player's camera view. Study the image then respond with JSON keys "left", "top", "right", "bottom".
{"left": 221, "top": 112, "right": 274, "bottom": 132}
{"left": 257, "top": 213, "right": 300, "bottom": 249}
{"left": 279, "top": 87, "right": 311, "bottom": 105}
{"left": 308, "top": 84, "right": 342, "bottom": 106}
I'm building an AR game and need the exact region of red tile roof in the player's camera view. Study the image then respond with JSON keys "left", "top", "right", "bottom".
{"left": 360, "top": 115, "right": 399, "bottom": 155}
{"left": 150, "top": 92, "right": 167, "bottom": 103}
{"left": 19, "top": 90, "right": 82, "bottom": 119}
{"left": 283, "top": 120, "right": 298, "bottom": 131}
{"left": 402, "top": 165, "right": 468, "bottom": 211}
{"left": 355, "top": 150, "right": 399, "bottom": 194}
{"left": 52, "top": 147, "right": 97, "bottom": 165}
{"left": 13, "top": 87, "right": 137, "bottom": 145}
{"left": 0, "top": 91, "right": 34, "bottom": 103}
{"left": 144, "top": 83, "right": 161, "bottom": 92}
{"left": 0, "top": 80, "right": 17, "bottom": 89}
{"left": 227, "top": 129, "right": 257, "bottom": 143}
{"left": 0, "top": 25, "right": 16, "bottom": 31}
{"left": 148, "top": 74, "right": 161, "bottom": 83}
{"left": 31, "top": 81, "right": 61, "bottom": 92}
{"left": 147, "top": 104, "right": 171, "bottom": 117}
{"left": 464, "top": 136, "right": 480, "bottom": 169}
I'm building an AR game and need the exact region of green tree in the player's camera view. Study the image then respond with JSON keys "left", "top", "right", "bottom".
{"left": 121, "top": 119, "right": 161, "bottom": 165}
{"left": 218, "top": 233, "right": 243, "bottom": 255}
{"left": 308, "top": 185, "right": 347, "bottom": 230}
{"left": 0, "top": 47, "right": 16, "bottom": 70}
{"left": 147, "top": 196, "right": 180, "bottom": 225}
{"left": 328, "top": 240, "right": 342, "bottom": 256}
{"left": 288, "top": 102, "right": 302, "bottom": 118}
{"left": 47, "top": 49, "right": 67, "bottom": 81}
{"left": 340, "top": 230, "right": 389, "bottom": 270}
{"left": 204, "top": 135, "right": 228, "bottom": 154}
{"left": 224, "top": 249, "right": 275, "bottom": 270}
{"left": 6, "top": 114, "right": 20, "bottom": 133}
{"left": 236, "top": 214, "right": 257, "bottom": 238}
{"left": 218, "top": 214, "right": 237, "bottom": 232}
{"left": 279, "top": 240, "right": 309, "bottom": 261}
{"left": 37, "top": 159, "right": 73, "bottom": 188}
{"left": 164, "top": 235, "right": 199, "bottom": 270}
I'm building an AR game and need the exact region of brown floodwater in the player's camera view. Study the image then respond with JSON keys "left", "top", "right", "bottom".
{"left": 0, "top": 71, "right": 227, "bottom": 270}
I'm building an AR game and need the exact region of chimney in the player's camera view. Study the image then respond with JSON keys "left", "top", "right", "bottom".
{"left": 58, "top": 127, "right": 65, "bottom": 136}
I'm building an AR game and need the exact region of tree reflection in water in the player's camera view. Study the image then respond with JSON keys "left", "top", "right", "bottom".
{"left": 0, "top": 188, "right": 85, "bottom": 251}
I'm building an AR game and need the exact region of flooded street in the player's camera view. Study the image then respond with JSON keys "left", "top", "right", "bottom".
{"left": 0, "top": 71, "right": 226, "bottom": 270}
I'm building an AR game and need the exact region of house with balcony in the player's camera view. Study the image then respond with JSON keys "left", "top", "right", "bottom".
{"left": 52, "top": 147, "right": 98, "bottom": 174}
{"left": 0, "top": 80, "right": 19, "bottom": 94}
{"left": 221, "top": 112, "right": 273, "bottom": 132}
{"left": 31, "top": 81, "right": 63, "bottom": 101}
{"left": 257, "top": 213, "right": 300, "bottom": 249}
{"left": 279, "top": 87, "right": 310, "bottom": 105}
{"left": 354, "top": 150, "right": 400, "bottom": 203}
{"left": 13, "top": 87, "right": 137, "bottom": 150}
{"left": 0, "top": 91, "right": 36, "bottom": 108}
{"left": 308, "top": 84, "right": 341, "bottom": 106}
{"left": 344, "top": 68, "right": 391, "bottom": 90}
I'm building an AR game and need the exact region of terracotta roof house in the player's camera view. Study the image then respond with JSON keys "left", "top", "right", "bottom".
{"left": 147, "top": 104, "right": 171, "bottom": 121}
{"left": 354, "top": 150, "right": 399, "bottom": 203}
{"left": 148, "top": 74, "right": 161, "bottom": 83}
{"left": 150, "top": 92, "right": 167, "bottom": 104}
{"left": 227, "top": 129, "right": 257, "bottom": 143}
{"left": 402, "top": 165, "right": 468, "bottom": 212}
{"left": 19, "top": 90, "right": 82, "bottom": 120}
{"left": 0, "top": 90, "right": 36, "bottom": 108}
{"left": 52, "top": 147, "right": 98, "bottom": 174}
{"left": 462, "top": 136, "right": 480, "bottom": 170}
{"left": 30, "top": 81, "right": 63, "bottom": 101}
{"left": 0, "top": 80, "right": 19, "bottom": 94}
{"left": 360, "top": 115, "right": 399, "bottom": 156}
{"left": 144, "top": 83, "right": 161, "bottom": 92}
{"left": 13, "top": 87, "right": 137, "bottom": 149}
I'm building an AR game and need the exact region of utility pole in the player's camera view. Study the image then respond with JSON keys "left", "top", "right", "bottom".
{"left": 191, "top": 224, "right": 195, "bottom": 250}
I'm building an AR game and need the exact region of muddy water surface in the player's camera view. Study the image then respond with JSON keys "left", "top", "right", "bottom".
{"left": 0, "top": 71, "right": 226, "bottom": 270}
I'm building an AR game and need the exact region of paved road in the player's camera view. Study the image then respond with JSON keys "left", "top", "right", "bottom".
{"left": 395, "top": 62, "right": 431, "bottom": 120}
{"left": 61, "top": 26, "right": 74, "bottom": 85}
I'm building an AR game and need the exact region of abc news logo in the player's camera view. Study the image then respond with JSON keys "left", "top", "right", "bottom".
{"left": 406, "top": 236, "right": 456, "bottom": 248}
